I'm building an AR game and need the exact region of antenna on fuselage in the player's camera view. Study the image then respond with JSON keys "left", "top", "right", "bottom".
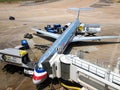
{"left": 68, "top": 8, "right": 94, "bottom": 20}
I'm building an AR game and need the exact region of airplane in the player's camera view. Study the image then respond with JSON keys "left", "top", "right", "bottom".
{"left": 32, "top": 8, "right": 120, "bottom": 85}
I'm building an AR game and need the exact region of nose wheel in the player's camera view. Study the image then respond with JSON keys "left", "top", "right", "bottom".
{"left": 49, "top": 82, "right": 55, "bottom": 90}
{"left": 36, "top": 78, "right": 66, "bottom": 90}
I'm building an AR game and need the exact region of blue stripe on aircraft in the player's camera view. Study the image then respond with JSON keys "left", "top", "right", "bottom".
{"left": 35, "top": 68, "right": 46, "bottom": 73}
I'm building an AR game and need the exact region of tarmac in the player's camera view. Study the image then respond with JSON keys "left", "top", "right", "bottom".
{"left": 0, "top": 0, "right": 120, "bottom": 89}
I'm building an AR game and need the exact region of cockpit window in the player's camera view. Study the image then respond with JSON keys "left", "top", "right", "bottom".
{"left": 35, "top": 64, "right": 42, "bottom": 70}
{"left": 35, "top": 65, "right": 46, "bottom": 73}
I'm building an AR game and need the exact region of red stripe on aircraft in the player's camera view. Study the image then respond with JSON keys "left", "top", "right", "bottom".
{"left": 33, "top": 73, "right": 47, "bottom": 80}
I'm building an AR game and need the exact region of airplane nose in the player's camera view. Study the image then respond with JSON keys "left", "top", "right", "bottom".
{"left": 32, "top": 69, "right": 48, "bottom": 84}
{"left": 32, "top": 73, "right": 42, "bottom": 85}
{"left": 32, "top": 65, "right": 48, "bottom": 84}
{"left": 32, "top": 74, "right": 47, "bottom": 85}
{"left": 32, "top": 78, "right": 41, "bottom": 85}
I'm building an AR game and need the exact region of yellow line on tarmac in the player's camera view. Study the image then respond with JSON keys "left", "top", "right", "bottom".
{"left": 61, "top": 82, "right": 81, "bottom": 90}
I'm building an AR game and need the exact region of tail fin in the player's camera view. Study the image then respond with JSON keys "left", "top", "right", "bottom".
{"left": 68, "top": 8, "right": 93, "bottom": 19}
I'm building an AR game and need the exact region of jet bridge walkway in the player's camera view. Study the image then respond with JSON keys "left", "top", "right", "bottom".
{"left": 48, "top": 53, "right": 120, "bottom": 90}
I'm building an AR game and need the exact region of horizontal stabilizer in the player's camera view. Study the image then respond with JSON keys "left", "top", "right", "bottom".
{"left": 68, "top": 8, "right": 94, "bottom": 19}
{"left": 68, "top": 8, "right": 94, "bottom": 11}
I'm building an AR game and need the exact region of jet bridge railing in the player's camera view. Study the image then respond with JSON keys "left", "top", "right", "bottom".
{"left": 110, "top": 72, "right": 120, "bottom": 85}
{"left": 64, "top": 55, "right": 120, "bottom": 86}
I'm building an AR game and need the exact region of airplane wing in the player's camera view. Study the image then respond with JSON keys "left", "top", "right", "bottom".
{"left": 72, "top": 35, "right": 120, "bottom": 42}
{"left": 32, "top": 28, "right": 60, "bottom": 39}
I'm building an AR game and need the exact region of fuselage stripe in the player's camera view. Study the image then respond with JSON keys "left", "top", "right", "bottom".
{"left": 35, "top": 68, "right": 46, "bottom": 73}
{"left": 33, "top": 73, "right": 47, "bottom": 80}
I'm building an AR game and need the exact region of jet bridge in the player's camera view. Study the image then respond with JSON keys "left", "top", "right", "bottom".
{"left": 0, "top": 48, "right": 35, "bottom": 75}
{"left": 48, "top": 53, "right": 120, "bottom": 90}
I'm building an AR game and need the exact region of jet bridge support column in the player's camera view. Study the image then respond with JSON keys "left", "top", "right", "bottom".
{"left": 61, "top": 60, "right": 70, "bottom": 80}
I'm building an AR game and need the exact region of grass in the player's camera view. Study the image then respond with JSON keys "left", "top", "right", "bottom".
{"left": 0, "top": 0, "right": 19, "bottom": 2}
{"left": 0, "top": 0, "right": 26, "bottom": 3}
{"left": 112, "top": 0, "right": 120, "bottom": 2}
{"left": 116, "top": 0, "right": 120, "bottom": 2}
{"left": 0, "top": 0, "right": 46, "bottom": 3}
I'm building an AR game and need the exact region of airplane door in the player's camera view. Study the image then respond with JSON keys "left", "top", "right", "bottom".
{"left": 56, "top": 47, "right": 62, "bottom": 54}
